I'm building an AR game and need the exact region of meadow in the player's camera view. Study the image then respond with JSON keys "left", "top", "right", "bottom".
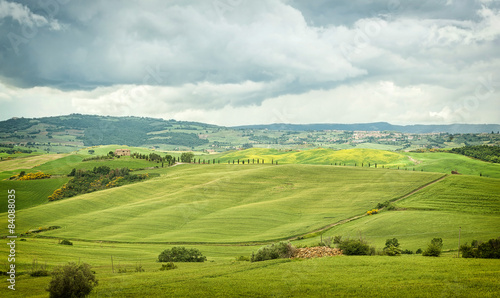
{"left": 404, "top": 151, "right": 500, "bottom": 178}
{"left": 1, "top": 164, "right": 444, "bottom": 243}
{"left": 0, "top": 146, "right": 499, "bottom": 297}
{"left": 218, "top": 148, "right": 500, "bottom": 178}
{"left": 1, "top": 238, "right": 499, "bottom": 297}
{"left": 218, "top": 148, "right": 414, "bottom": 167}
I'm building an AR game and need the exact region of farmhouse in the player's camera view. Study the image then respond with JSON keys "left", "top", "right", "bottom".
{"left": 114, "top": 149, "right": 131, "bottom": 156}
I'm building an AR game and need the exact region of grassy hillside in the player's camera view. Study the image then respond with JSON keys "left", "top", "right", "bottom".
{"left": 0, "top": 154, "right": 67, "bottom": 172}
{"left": 317, "top": 175, "right": 500, "bottom": 252}
{"left": 0, "top": 177, "right": 70, "bottom": 212}
{"left": 405, "top": 151, "right": 500, "bottom": 178}
{"left": 0, "top": 145, "right": 499, "bottom": 297}
{"left": 219, "top": 148, "right": 413, "bottom": 167}
{"left": 0, "top": 238, "right": 498, "bottom": 297}
{"left": 218, "top": 148, "right": 500, "bottom": 178}
{"left": 1, "top": 164, "right": 443, "bottom": 243}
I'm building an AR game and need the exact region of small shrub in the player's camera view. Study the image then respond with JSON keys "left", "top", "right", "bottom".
{"left": 251, "top": 242, "right": 295, "bottom": 262}
{"left": 383, "top": 238, "right": 401, "bottom": 256}
{"left": 135, "top": 263, "right": 145, "bottom": 272}
{"left": 158, "top": 247, "right": 206, "bottom": 262}
{"left": 118, "top": 268, "right": 127, "bottom": 273}
{"left": 386, "top": 204, "right": 396, "bottom": 211}
{"left": 46, "top": 262, "right": 98, "bottom": 298}
{"left": 422, "top": 238, "right": 443, "bottom": 257}
{"left": 235, "top": 255, "right": 250, "bottom": 262}
{"left": 337, "top": 238, "right": 372, "bottom": 256}
{"left": 160, "top": 262, "right": 177, "bottom": 271}
{"left": 416, "top": 248, "right": 423, "bottom": 254}
{"left": 31, "top": 269, "right": 50, "bottom": 277}
{"left": 401, "top": 249, "right": 414, "bottom": 254}
{"left": 60, "top": 239, "right": 73, "bottom": 246}
{"left": 30, "top": 259, "right": 49, "bottom": 277}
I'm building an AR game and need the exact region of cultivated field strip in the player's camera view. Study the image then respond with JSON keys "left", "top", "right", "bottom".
{"left": 3, "top": 164, "right": 443, "bottom": 244}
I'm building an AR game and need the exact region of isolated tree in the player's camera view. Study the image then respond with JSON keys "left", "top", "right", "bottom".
{"left": 422, "top": 238, "right": 443, "bottom": 257}
{"left": 46, "top": 262, "right": 98, "bottom": 298}
{"left": 180, "top": 152, "right": 194, "bottom": 163}
{"left": 383, "top": 238, "right": 401, "bottom": 256}
{"left": 88, "top": 149, "right": 95, "bottom": 154}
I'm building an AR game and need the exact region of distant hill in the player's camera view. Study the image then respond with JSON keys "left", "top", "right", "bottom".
{"left": 1, "top": 114, "right": 499, "bottom": 152}
{"left": 0, "top": 114, "right": 216, "bottom": 149}
{"left": 233, "top": 122, "right": 500, "bottom": 134}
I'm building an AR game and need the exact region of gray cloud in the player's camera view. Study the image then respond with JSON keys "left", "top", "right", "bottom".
{"left": 0, "top": 0, "right": 499, "bottom": 125}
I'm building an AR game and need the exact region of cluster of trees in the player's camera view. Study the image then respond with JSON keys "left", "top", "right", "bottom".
{"left": 0, "top": 148, "right": 33, "bottom": 154}
{"left": 48, "top": 166, "right": 148, "bottom": 201}
{"left": 460, "top": 237, "right": 500, "bottom": 258}
{"left": 132, "top": 152, "right": 175, "bottom": 166}
{"left": 158, "top": 247, "right": 206, "bottom": 262}
{"left": 450, "top": 145, "right": 500, "bottom": 163}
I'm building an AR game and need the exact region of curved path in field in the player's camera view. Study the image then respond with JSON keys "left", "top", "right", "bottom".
{"left": 287, "top": 174, "right": 449, "bottom": 241}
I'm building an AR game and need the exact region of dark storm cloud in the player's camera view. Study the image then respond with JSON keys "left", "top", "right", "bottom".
{"left": 0, "top": 0, "right": 499, "bottom": 125}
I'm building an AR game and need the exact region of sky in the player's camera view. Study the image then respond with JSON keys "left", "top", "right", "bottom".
{"left": 0, "top": 0, "right": 499, "bottom": 126}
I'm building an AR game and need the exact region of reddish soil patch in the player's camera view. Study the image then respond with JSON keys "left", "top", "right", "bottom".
{"left": 292, "top": 247, "right": 342, "bottom": 259}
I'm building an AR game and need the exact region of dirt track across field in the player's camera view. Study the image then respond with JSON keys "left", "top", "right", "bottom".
{"left": 289, "top": 174, "right": 449, "bottom": 240}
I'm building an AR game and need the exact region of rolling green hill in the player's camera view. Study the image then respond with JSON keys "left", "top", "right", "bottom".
{"left": 318, "top": 175, "right": 500, "bottom": 252}
{"left": 0, "top": 177, "right": 70, "bottom": 212}
{"left": 2, "top": 164, "right": 443, "bottom": 243}
{"left": 218, "top": 148, "right": 413, "bottom": 167}
{"left": 0, "top": 145, "right": 499, "bottom": 297}
{"left": 219, "top": 148, "right": 500, "bottom": 178}
{"left": 405, "top": 151, "right": 500, "bottom": 178}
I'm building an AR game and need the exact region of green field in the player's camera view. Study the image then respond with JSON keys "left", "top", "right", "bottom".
{"left": 218, "top": 148, "right": 500, "bottom": 178}
{"left": 404, "top": 152, "right": 500, "bottom": 178}
{"left": 219, "top": 148, "right": 413, "bottom": 167}
{"left": 0, "top": 146, "right": 499, "bottom": 297}
{"left": 0, "top": 178, "right": 70, "bottom": 213}
{"left": 1, "top": 238, "right": 499, "bottom": 297}
{"left": 310, "top": 175, "right": 500, "bottom": 252}
{"left": 0, "top": 164, "right": 444, "bottom": 243}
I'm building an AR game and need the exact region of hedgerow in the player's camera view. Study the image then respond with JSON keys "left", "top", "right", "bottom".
{"left": 48, "top": 167, "right": 148, "bottom": 201}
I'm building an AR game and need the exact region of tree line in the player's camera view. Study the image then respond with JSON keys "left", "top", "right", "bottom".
{"left": 450, "top": 145, "right": 500, "bottom": 163}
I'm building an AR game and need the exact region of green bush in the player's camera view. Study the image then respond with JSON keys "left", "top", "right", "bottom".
{"left": 60, "top": 239, "right": 73, "bottom": 246}
{"left": 158, "top": 247, "right": 206, "bottom": 262}
{"left": 416, "top": 248, "right": 423, "bottom": 254}
{"left": 422, "top": 238, "right": 443, "bottom": 257}
{"left": 160, "top": 262, "right": 178, "bottom": 271}
{"left": 383, "top": 238, "right": 401, "bottom": 256}
{"left": 337, "top": 238, "right": 373, "bottom": 256}
{"left": 46, "top": 262, "right": 98, "bottom": 298}
{"left": 460, "top": 237, "right": 500, "bottom": 259}
{"left": 235, "top": 255, "right": 250, "bottom": 262}
{"left": 30, "top": 259, "right": 49, "bottom": 277}
{"left": 251, "top": 242, "right": 295, "bottom": 262}
{"left": 135, "top": 263, "right": 145, "bottom": 272}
